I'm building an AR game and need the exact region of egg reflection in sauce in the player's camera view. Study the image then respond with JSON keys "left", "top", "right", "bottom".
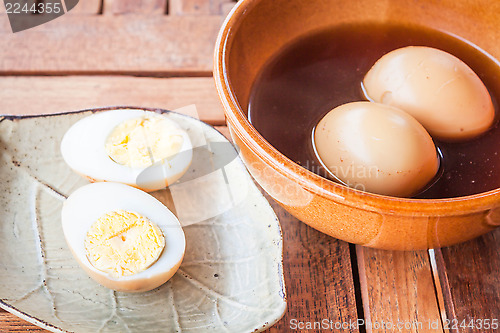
{"left": 313, "top": 102, "right": 440, "bottom": 197}
{"left": 363, "top": 46, "right": 495, "bottom": 140}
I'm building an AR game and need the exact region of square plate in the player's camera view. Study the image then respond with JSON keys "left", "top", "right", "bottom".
{"left": 0, "top": 107, "right": 286, "bottom": 332}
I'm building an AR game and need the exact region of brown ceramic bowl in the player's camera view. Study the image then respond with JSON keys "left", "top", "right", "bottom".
{"left": 213, "top": 0, "right": 500, "bottom": 250}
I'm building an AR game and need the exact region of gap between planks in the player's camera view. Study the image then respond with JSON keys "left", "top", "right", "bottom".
{"left": 105, "top": 0, "right": 237, "bottom": 16}
{"left": 355, "top": 228, "right": 500, "bottom": 333}
{"left": 263, "top": 196, "right": 360, "bottom": 333}
{"left": 432, "top": 229, "right": 500, "bottom": 333}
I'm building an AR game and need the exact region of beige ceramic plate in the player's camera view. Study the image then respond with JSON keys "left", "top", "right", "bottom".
{"left": 0, "top": 108, "right": 286, "bottom": 333}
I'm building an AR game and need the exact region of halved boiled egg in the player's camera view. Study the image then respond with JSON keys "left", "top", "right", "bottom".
{"left": 61, "top": 182, "right": 185, "bottom": 292}
{"left": 61, "top": 109, "right": 193, "bottom": 192}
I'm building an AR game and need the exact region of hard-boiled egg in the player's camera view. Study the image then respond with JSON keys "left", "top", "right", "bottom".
{"left": 363, "top": 46, "right": 495, "bottom": 140}
{"left": 61, "top": 109, "right": 193, "bottom": 192}
{"left": 61, "top": 182, "right": 185, "bottom": 292}
{"left": 313, "top": 101, "right": 440, "bottom": 197}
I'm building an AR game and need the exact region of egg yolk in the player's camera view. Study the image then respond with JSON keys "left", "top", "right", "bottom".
{"left": 84, "top": 210, "right": 165, "bottom": 277}
{"left": 105, "top": 116, "right": 184, "bottom": 168}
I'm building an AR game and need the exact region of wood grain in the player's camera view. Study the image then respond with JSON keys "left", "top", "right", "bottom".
{"left": 169, "top": 0, "right": 236, "bottom": 15}
{"left": 0, "top": 76, "right": 225, "bottom": 124}
{"left": 0, "top": 312, "right": 47, "bottom": 332}
{"left": 106, "top": 0, "right": 167, "bottom": 15}
{"left": 0, "top": 15, "right": 221, "bottom": 73}
{"left": 357, "top": 247, "right": 443, "bottom": 332}
{"left": 434, "top": 228, "right": 500, "bottom": 333}
{"left": 66, "top": 0, "right": 102, "bottom": 14}
{"left": 265, "top": 197, "right": 360, "bottom": 333}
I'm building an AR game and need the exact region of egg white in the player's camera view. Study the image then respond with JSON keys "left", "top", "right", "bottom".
{"left": 60, "top": 109, "right": 193, "bottom": 191}
{"left": 61, "top": 182, "right": 185, "bottom": 292}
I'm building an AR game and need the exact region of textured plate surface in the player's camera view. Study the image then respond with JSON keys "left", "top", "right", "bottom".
{"left": 0, "top": 108, "right": 286, "bottom": 333}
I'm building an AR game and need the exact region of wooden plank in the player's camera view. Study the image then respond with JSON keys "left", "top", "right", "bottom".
{"left": 0, "top": 76, "right": 225, "bottom": 124}
{"left": 0, "top": 14, "right": 221, "bottom": 73}
{"left": 357, "top": 247, "right": 443, "bottom": 333}
{"left": 65, "top": 0, "right": 102, "bottom": 14}
{"left": 435, "top": 228, "right": 500, "bottom": 333}
{"left": 105, "top": 0, "right": 167, "bottom": 15}
{"left": 169, "top": 0, "right": 236, "bottom": 15}
{"left": 265, "top": 197, "right": 360, "bottom": 332}
{"left": 0, "top": 311, "right": 47, "bottom": 332}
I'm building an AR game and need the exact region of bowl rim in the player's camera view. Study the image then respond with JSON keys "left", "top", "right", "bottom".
{"left": 213, "top": 0, "right": 500, "bottom": 215}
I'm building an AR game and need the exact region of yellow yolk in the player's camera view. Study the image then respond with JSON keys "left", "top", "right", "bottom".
{"left": 84, "top": 210, "right": 165, "bottom": 277}
{"left": 105, "top": 116, "right": 184, "bottom": 168}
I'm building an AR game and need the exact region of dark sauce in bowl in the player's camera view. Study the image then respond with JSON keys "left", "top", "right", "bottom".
{"left": 247, "top": 23, "right": 500, "bottom": 199}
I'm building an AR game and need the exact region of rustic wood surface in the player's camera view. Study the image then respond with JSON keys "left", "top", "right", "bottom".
{"left": 266, "top": 198, "right": 359, "bottom": 333}
{"left": 434, "top": 231, "right": 500, "bottom": 333}
{"left": 1, "top": 0, "right": 499, "bottom": 332}
{"left": 357, "top": 248, "right": 443, "bottom": 333}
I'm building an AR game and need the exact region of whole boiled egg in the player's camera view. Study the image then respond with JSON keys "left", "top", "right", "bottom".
{"left": 61, "top": 182, "right": 185, "bottom": 292}
{"left": 363, "top": 46, "right": 495, "bottom": 140}
{"left": 313, "top": 101, "right": 440, "bottom": 197}
{"left": 61, "top": 109, "right": 193, "bottom": 192}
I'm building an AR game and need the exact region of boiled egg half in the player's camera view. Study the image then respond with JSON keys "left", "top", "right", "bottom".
{"left": 61, "top": 182, "right": 185, "bottom": 292}
{"left": 61, "top": 109, "right": 193, "bottom": 192}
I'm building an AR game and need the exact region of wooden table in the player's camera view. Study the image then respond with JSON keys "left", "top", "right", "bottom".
{"left": 0, "top": 1, "right": 499, "bottom": 332}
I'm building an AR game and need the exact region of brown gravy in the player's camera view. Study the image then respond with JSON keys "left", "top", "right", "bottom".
{"left": 248, "top": 23, "right": 500, "bottom": 199}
